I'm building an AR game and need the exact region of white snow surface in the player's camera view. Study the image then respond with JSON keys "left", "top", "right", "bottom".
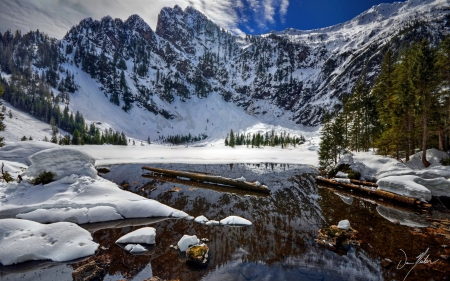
{"left": 0, "top": 219, "right": 98, "bottom": 266}
{"left": 177, "top": 234, "right": 200, "bottom": 252}
{"left": 25, "top": 148, "right": 97, "bottom": 180}
{"left": 337, "top": 219, "right": 350, "bottom": 230}
{"left": 377, "top": 175, "right": 432, "bottom": 202}
{"left": 220, "top": 215, "right": 252, "bottom": 226}
{"left": 0, "top": 142, "right": 188, "bottom": 224}
{"left": 116, "top": 227, "right": 156, "bottom": 244}
{"left": 205, "top": 220, "right": 220, "bottom": 226}
{"left": 406, "top": 149, "right": 449, "bottom": 170}
{"left": 194, "top": 215, "right": 209, "bottom": 224}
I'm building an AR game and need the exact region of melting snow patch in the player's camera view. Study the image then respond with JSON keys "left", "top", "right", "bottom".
{"left": 219, "top": 216, "right": 252, "bottom": 226}
{"left": 116, "top": 227, "right": 156, "bottom": 245}
{"left": 0, "top": 219, "right": 98, "bottom": 266}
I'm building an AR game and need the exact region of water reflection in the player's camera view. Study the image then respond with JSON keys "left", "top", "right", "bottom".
{"left": 1, "top": 163, "right": 448, "bottom": 281}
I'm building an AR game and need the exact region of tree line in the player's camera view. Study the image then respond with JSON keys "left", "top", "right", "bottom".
{"left": 225, "top": 129, "right": 305, "bottom": 148}
{"left": 159, "top": 133, "right": 207, "bottom": 145}
{"left": 319, "top": 37, "right": 450, "bottom": 172}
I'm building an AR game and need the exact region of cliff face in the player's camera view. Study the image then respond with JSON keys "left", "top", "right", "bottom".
{"left": 3, "top": 0, "right": 450, "bottom": 136}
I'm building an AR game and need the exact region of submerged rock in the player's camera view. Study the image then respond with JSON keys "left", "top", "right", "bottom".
{"left": 186, "top": 244, "right": 209, "bottom": 267}
{"left": 72, "top": 261, "right": 104, "bottom": 281}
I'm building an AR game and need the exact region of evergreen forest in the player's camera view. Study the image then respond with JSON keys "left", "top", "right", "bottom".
{"left": 319, "top": 38, "right": 450, "bottom": 172}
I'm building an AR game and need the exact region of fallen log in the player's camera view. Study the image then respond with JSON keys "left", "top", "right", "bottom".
{"left": 316, "top": 177, "right": 430, "bottom": 209}
{"left": 142, "top": 174, "right": 269, "bottom": 197}
{"left": 349, "top": 179, "right": 378, "bottom": 187}
{"left": 142, "top": 166, "right": 270, "bottom": 194}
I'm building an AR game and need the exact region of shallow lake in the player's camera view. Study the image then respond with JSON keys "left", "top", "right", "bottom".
{"left": 1, "top": 163, "right": 449, "bottom": 281}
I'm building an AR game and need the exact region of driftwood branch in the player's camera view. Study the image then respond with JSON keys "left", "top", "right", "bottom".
{"left": 142, "top": 166, "right": 270, "bottom": 194}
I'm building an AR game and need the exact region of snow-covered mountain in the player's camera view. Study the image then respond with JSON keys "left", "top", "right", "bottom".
{"left": 1, "top": 0, "right": 449, "bottom": 141}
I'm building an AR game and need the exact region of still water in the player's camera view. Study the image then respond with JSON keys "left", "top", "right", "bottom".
{"left": 1, "top": 163, "right": 449, "bottom": 281}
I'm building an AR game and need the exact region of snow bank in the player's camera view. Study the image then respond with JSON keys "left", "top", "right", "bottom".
{"left": 0, "top": 219, "right": 98, "bottom": 266}
{"left": 219, "top": 216, "right": 252, "bottom": 226}
{"left": 17, "top": 206, "right": 123, "bottom": 224}
{"left": 116, "top": 227, "right": 156, "bottom": 244}
{"left": 177, "top": 235, "right": 200, "bottom": 252}
{"left": 413, "top": 177, "right": 450, "bottom": 198}
{"left": 0, "top": 146, "right": 189, "bottom": 224}
{"left": 0, "top": 141, "right": 58, "bottom": 165}
{"left": 377, "top": 175, "right": 432, "bottom": 202}
{"left": 25, "top": 148, "right": 97, "bottom": 180}
{"left": 406, "top": 149, "right": 449, "bottom": 170}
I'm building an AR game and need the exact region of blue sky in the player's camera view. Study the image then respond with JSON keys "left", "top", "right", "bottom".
{"left": 238, "top": 0, "right": 407, "bottom": 34}
{"left": 0, "top": 0, "right": 407, "bottom": 38}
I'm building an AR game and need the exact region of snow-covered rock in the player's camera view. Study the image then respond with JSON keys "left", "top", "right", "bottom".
{"left": 194, "top": 215, "right": 209, "bottom": 224}
{"left": 0, "top": 219, "right": 98, "bottom": 266}
{"left": 337, "top": 154, "right": 377, "bottom": 181}
{"left": 25, "top": 148, "right": 97, "bottom": 181}
{"left": 413, "top": 177, "right": 450, "bottom": 198}
{"left": 377, "top": 175, "right": 432, "bottom": 202}
{"left": 124, "top": 244, "right": 148, "bottom": 254}
{"left": 235, "top": 176, "right": 246, "bottom": 182}
{"left": 219, "top": 216, "right": 252, "bottom": 226}
{"left": 335, "top": 171, "right": 348, "bottom": 178}
{"left": 116, "top": 227, "right": 156, "bottom": 244}
{"left": 177, "top": 235, "right": 200, "bottom": 252}
{"left": 337, "top": 219, "right": 350, "bottom": 230}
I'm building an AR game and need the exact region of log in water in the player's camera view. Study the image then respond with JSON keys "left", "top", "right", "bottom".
{"left": 142, "top": 166, "right": 270, "bottom": 194}
{"left": 316, "top": 177, "right": 431, "bottom": 209}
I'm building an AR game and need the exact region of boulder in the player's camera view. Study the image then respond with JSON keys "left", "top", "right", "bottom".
{"left": 186, "top": 244, "right": 209, "bottom": 267}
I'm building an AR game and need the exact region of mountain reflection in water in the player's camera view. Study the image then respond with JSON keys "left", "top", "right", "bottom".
{"left": 1, "top": 163, "right": 448, "bottom": 281}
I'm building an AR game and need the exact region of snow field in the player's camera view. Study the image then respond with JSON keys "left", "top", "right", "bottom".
{"left": 0, "top": 219, "right": 98, "bottom": 266}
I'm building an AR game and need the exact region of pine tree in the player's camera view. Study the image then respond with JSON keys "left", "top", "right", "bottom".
{"left": 229, "top": 129, "right": 235, "bottom": 148}
{"left": 72, "top": 129, "right": 80, "bottom": 145}
{"left": 413, "top": 39, "right": 439, "bottom": 167}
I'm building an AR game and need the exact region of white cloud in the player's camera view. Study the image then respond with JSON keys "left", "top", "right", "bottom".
{"left": 0, "top": 0, "right": 290, "bottom": 38}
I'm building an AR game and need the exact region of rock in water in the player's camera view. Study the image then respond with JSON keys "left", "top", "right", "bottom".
{"left": 177, "top": 235, "right": 200, "bottom": 252}
{"left": 337, "top": 219, "right": 350, "bottom": 230}
{"left": 186, "top": 244, "right": 209, "bottom": 267}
